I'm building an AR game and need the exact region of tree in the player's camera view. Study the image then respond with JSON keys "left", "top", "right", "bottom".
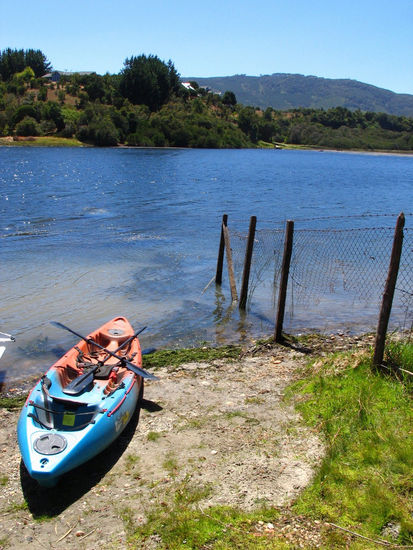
{"left": 0, "top": 48, "right": 51, "bottom": 81}
{"left": 24, "top": 49, "right": 52, "bottom": 77}
{"left": 0, "top": 48, "right": 25, "bottom": 80}
{"left": 82, "top": 73, "right": 105, "bottom": 102}
{"left": 40, "top": 101, "right": 64, "bottom": 130}
{"left": 119, "top": 54, "right": 180, "bottom": 111}
{"left": 237, "top": 106, "right": 260, "bottom": 142}
{"left": 12, "top": 104, "right": 40, "bottom": 126}
{"left": 76, "top": 116, "right": 119, "bottom": 146}
{"left": 15, "top": 66, "right": 35, "bottom": 86}
{"left": 222, "top": 90, "right": 237, "bottom": 106}
{"left": 15, "top": 116, "right": 39, "bottom": 136}
{"left": 92, "top": 117, "right": 119, "bottom": 146}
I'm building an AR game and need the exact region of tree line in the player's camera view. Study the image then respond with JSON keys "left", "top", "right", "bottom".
{"left": 1, "top": 47, "right": 413, "bottom": 151}
{"left": 237, "top": 105, "right": 413, "bottom": 150}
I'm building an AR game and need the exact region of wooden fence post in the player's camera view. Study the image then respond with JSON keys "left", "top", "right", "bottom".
{"left": 373, "top": 212, "right": 405, "bottom": 368}
{"left": 223, "top": 222, "right": 238, "bottom": 303}
{"left": 215, "top": 214, "right": 228, "bottom": 285}
{"left": 239, "top": 216, "right": 257, "bottom": 310}
{"left": 274, "top": 220, "right": 294, "bottom": 343}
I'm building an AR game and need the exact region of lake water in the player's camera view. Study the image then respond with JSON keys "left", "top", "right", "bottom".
{"left": 0, "top": 147, "right": 412, "bottom": 382}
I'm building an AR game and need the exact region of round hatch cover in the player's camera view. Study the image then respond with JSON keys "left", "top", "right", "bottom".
{"left": 34, "top": 433, "right": 67, "bottom": 455}
{"left": 108, "top": 328, "right": 125, "bottom": 337}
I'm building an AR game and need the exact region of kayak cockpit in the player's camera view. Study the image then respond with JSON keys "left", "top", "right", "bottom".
{"left": 27, "top": 375, "right": 104, "bottom": 431}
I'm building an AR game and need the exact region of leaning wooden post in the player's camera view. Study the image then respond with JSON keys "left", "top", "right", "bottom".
{"left": 223, "top": 222, "right": 238, "bottom": 303}
{"left": 239, "top": 216, "right": 257, "bottom": 310}
{"left": 373, "top": 212, "right": 405, "bottom": 368}
{"left": 215, "top": 214, "right": 228, "bottom": 285}
{"left": 274, "top": 220, "right": 294, "bottom": 343}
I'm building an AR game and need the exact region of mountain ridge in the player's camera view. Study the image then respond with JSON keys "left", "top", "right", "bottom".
{"left": 183, "top": 73, "right": 413, "bottom": 117}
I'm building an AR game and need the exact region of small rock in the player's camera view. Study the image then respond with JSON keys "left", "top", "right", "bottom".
{"left": 382, "top": 522, "right": 401, "bottom": 540}
{"left": 75, "top": 530, "right": 86, "bottom": 537}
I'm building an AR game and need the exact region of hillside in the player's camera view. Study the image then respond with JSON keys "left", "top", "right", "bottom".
{"left": 1, "top": 49, "right": 413, "bottom": 151}
{"left": 184, "top": 74, "right": 413, "bottom": 117}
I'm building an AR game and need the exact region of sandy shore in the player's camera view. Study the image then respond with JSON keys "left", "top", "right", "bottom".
{"left": 0, "top": 333, "right": 377, "bottom": 549}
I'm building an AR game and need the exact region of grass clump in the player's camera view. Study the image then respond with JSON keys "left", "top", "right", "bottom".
{"left": 147, "top": 431, "right": 162, "bottom": 442}
{"left": 0, "top": 475, "right": 8, "bottom": 486}
{"left": 384, "top": 338, "right": 413, "bottom": 388}
{"left": 290, "top": 342, "right": 413, "bottom": 545}
{"left": 0, "top": 136, "right": 84, "bottom": 147}
{"left": 143, "top": 344, "right": 241, "bottom": 371}
{"left": 0, "top": 395, "right": 26, "bottom": 410}
{"left": 125, "top": 453, "right": 140, "bottom": 468}
{"left": 162, "top": 452, "right": 179, "bottom": 477}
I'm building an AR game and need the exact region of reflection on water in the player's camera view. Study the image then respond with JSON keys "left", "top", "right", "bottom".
{"left": 1, "top": 147, "right": 412, "bottom": 382}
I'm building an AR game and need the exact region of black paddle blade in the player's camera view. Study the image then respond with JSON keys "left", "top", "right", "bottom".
{"left": 127, "top": 363, "right": 158, "bottom": 380}
{"left": 62, "top": 370, "right": 95, "bottom": 395}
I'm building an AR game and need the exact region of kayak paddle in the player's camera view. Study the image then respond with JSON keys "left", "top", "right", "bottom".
{"left": 51, "top": 321, "right": 158, "bottom": 387}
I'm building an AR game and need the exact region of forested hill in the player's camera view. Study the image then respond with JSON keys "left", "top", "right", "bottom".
{"left": 1, "top": 48, "right": 413, "bottom": 151}
{"left": 184, "top": 74, "right": 413, "bottom": 117}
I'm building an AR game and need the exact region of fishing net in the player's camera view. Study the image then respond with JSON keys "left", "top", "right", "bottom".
{"left": 227, "top": 217, "right": 412, "bottom": 333}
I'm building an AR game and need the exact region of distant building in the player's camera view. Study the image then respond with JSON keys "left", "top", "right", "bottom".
{"left": 181, "top": 82, "right": 213, "bottom": 95}
{"left": 181, "top": 82, "right": 196, "bottom": 91}
{"left": 43, "top": 71, "right": 93, "bottom": 82}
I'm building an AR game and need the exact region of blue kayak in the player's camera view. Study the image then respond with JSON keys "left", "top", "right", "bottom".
{"left": 17, "top": 317, "right": 154, "bottom": 487}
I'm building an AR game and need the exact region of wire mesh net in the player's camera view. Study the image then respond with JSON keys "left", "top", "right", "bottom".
{"left": 228, "top": 218, "right": 412, "bottom": 334}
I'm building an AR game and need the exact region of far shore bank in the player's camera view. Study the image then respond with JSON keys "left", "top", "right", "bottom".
{"left": 1, "top": 135, "right": 413, "bottom": 156}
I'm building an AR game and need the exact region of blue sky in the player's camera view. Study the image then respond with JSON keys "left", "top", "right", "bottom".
{"left": 1, "top": 0, "right": 412, "bottom": 94}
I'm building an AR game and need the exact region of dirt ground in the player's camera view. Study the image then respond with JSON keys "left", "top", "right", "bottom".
{"left": 0, "top": 334, "right": 374, "bottom": 549}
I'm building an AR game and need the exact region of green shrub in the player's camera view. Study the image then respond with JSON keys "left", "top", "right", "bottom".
{"left": 15, "top": 116, "right": 39, "bottom": 136}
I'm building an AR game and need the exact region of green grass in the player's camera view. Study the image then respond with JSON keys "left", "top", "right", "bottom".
{"left": 125, "top": 453, "right": 140, "bottom": 468}
{"left": 290, "top": 342, "right": 413, "bottom": 545}
{"left": 257, "top": 140, "right": 276, "bottom": 148}
{"left": 224, "top": 410, "right": 260, "bottom": 424}
{"left": 245, "top": 396, "right": 265, "bottom": 405}
{"left": 147, "top": 431, "right": 162, "bottom": 442}
{"left": 142, "top": 344, "right": 241, "bottom": 371}
{"left": 0, "top": 136, "right": 85, "bottom": 147}
{"left": 4, "top": 500, "right": 28, "bottom": 514}
{"left": 0, "top": 395, "right": 26, "bottom": 410}
{"left": 162, "top": 452, "right": 180, "bottom": 476}
{"left": 0, "top": 475, "right": 8, "bottom": 486}
{"left": 384, "top": 338, "right": 413, "bottom": 388}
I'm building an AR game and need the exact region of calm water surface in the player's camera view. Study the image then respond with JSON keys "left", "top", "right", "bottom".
{"left": 0, "top": 147, "right": 412, "bottom": 381}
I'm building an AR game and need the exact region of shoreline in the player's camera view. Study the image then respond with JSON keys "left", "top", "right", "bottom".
{"left": 1, "top": 135, "right": 413, "bottom": 156}
{"left": 0, "top": 331, "right": 378, "bottom": 399}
